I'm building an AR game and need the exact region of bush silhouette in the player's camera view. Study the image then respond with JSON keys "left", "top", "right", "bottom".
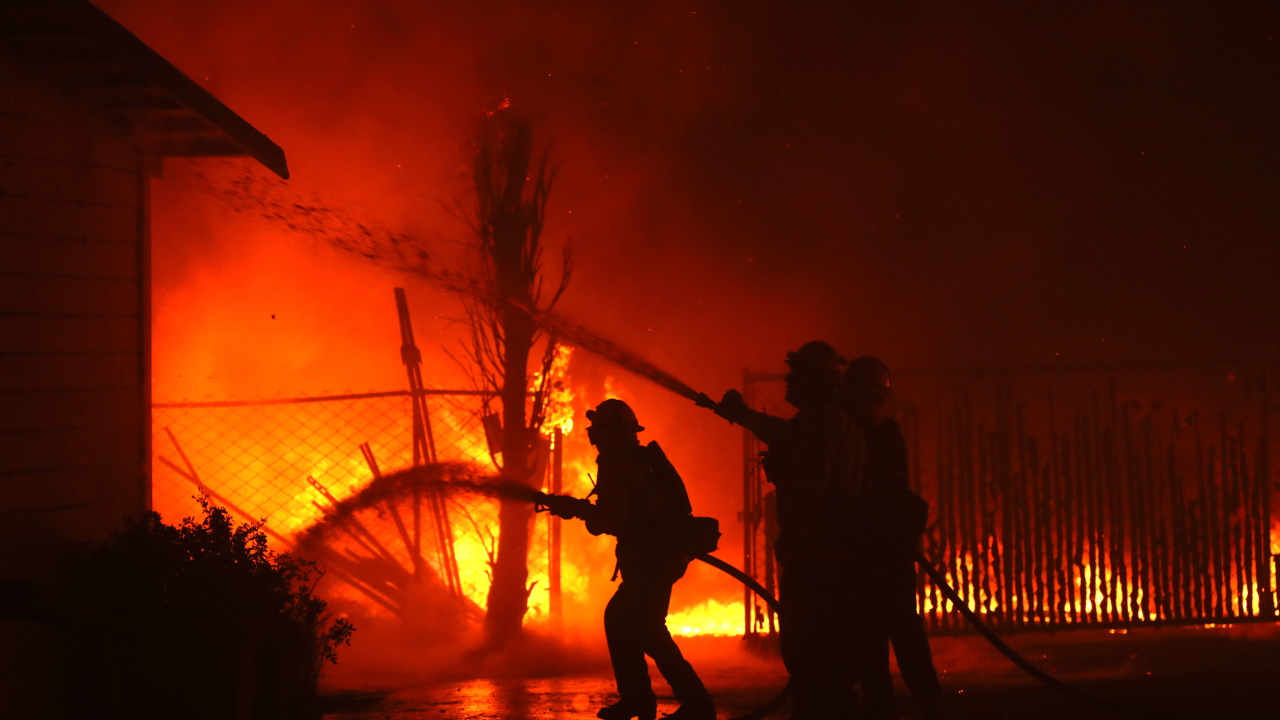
{"left": 63, "top": 497, "right": 353, "bottom": 720}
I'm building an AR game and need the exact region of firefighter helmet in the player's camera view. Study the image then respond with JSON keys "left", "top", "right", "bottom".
{"left": 785, "top": 341, "right": 846, "bottom": 377}
{"left": 845, "top": 355, "right": 891, "bottom": 400}
{"left": 586, "top": 398, "right": 645, "bottom": 432}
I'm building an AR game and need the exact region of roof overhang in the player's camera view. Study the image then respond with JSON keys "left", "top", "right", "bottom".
{"left": 0, "top": 0, "right": 288, "bottom": 178}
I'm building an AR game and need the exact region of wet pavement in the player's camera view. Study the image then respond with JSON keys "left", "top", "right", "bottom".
{"left": 322, "top": 626, "right": 1280, "bottom": 720}
{"left": 322, "top": 639, "right": 786, "bottom": 720}
{"left": 322, "top": 674, "right": 778, "bottom": 720}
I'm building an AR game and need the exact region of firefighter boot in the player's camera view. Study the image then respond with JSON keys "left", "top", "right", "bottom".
{"left": 598, "top": 698, "right": 658, "bottom": 720}
{"left": 662, "top": 696, "right": 716, "bottom": 719}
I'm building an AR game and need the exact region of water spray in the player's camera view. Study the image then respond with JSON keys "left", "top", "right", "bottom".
{"left": 519, "top": 304, "right": 712, "bottom": 403}
{"left": 303, "top": 465, "right": 787, "bottom": 720}
{"left": 179, "top": 162, "right": 720, "bottom": 410}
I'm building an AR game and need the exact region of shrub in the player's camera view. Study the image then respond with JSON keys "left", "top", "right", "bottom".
{"left": 62, "top": 497, "right": 354, "bottom": 720}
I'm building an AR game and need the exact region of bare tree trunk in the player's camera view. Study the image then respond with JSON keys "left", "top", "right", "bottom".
{"left": 459, "top": 108, "right": 571, "bottom": 649}
{"left": 484, "top": 308, "right": 536, "bottom": 643}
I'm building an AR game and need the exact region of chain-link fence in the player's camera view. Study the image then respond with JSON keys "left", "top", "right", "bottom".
{"left": 742, "top": 360, "right": 1280, "bottom": 636}
{"left": 151, "top": 389, "right": 562, "bottom": 623}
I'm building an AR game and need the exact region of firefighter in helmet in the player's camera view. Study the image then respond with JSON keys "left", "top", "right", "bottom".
{"left": 710, "top": 341, "right": 864, "bottom": 719}
{"left": 579, "top": 399, "right": 715, "bottom": 720}
{"left": 840, "top": 357, "right": 940, "bottom": 720}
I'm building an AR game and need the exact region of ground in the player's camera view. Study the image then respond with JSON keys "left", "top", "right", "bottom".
{"left": 321, "top": 624, "right": 1279, "bottom": 720}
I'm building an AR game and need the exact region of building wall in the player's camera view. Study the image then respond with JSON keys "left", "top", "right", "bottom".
{"left": 0, "top": 54, "right": 153, "bottom": 718}
{"left": 0, "top": 57, "right": 150, "bottom": 580}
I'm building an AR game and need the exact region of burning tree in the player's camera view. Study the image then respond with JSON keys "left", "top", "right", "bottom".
{"left": 453, "top": 107, "right": 571, "bottom": 647}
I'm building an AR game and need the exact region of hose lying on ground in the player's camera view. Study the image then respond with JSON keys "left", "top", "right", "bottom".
{"left": 912, "top": 550, "right": 1190, "bottom": 720}
{"left": 698, "top": 550, "right": 1191, "bottom": 720}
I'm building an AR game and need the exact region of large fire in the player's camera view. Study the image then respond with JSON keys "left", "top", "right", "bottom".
{"left": 152, "top": 339, "right": 741, "bottom": 637}
{"left": 667, "top": 599, "right": 746, "bottom": 637}
{"left": 921, "top": 537, "right": 1277, "bottom": 624}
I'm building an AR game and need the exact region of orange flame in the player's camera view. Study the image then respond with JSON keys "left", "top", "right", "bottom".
{"left": 668, "top": 599, "right": 744, "bottom": 637}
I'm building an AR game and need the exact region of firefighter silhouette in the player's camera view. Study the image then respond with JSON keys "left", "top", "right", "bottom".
{"left": 576, "top": 399, "right": 716, "bottom": 720}
{"left": 840, "top": 357, "right": 940, "bottom": 720}
{"left": 713, "top": 342, "right": 865, "bottom": 719}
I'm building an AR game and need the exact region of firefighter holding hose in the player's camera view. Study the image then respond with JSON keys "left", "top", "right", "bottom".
{"left": 543, "top": 399, "right": 715, "bottom": 720}
{"left": 712, "top": 341, "right": 866, "bottom": 719}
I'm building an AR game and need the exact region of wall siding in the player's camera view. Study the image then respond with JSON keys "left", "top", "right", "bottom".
{"left": 0, "top": 59, "right": 148, "bottom": 581}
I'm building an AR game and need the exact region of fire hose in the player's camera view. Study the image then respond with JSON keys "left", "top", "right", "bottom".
{"left": 702, "top": 550, "right": 1179, "bottom": 720}
{"left": 529, "top": 495, "right": 1186, "bottom": 720}
{"left": 911, "top": 550, "right": 1174, "bottom": 720}
{"left": 692, "top": 553, "right": 790, "bottom": 720}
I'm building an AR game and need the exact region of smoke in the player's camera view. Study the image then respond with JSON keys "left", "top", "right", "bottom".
{"left": 163, "top": 160, "right": 707, "bottom": 403}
